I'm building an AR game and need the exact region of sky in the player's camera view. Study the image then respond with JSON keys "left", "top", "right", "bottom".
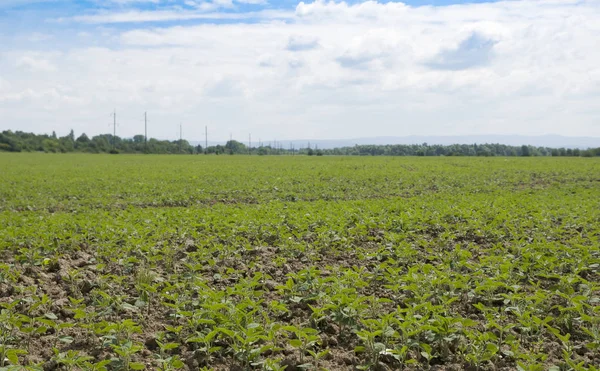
{"left": 0, "top": 0, "right": 599, "bottom": 141}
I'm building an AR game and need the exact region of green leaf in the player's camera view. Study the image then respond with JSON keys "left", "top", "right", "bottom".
{"left": 35, "top": 326, "right": 49, "bottom": 335}
{"left": 462, "top": 319, "right": 478, "bottom": 327}
{"left": 586, "top": 342, "right": 600, "bottom": 350}
{"left": 186, "top": 337, "right": 204, "bottom": 343}
{"left": 37, "top": 318, "right": 56, "bottom": 327}
{"left": 162, "top": 342, "right": 179, "bottom": 350}
{"left": 486, "top": 343, "right": 499, "bottom": 354}
{"left": 6, "top": 349, "right": 27, "bottom": 365}
{"left": 289, "top": 339, "right": 303, "bottom": 348}
{"left": 44, "top": 312, "right": 58, "bottom": 320}
{"left": 172, "top": 359, "right": 184, "bottom": 368}
{"left": 217, "top": 327, "right": 235, "bottom": 338}
{"left": 420, "top": 343, "right": 432, "bottom": 354}
{"left": 129, "top": 362, "right": 145, "bottom": 370}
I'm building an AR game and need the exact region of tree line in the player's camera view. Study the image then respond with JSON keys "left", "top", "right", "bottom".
{"left": 1, "top": 130, "right": 599, "bottom": 157}
{"left": 0, "top": 130, "right": 197, "bottom": 154}
{"left": 320, "top": 143, "right": 600, "bottom": 157}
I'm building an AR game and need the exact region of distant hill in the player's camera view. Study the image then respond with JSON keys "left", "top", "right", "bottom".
{"left": 192, "top": 135, "right": 599, "bottom": 150}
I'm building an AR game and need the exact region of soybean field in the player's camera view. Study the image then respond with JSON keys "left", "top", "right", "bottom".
{"left": 0, "top": 153, "right": 599, "bottom": 371}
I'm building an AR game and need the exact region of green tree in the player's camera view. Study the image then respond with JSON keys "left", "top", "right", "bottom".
{"left": 225, "top": 140, "right": 247, "bottom": 154}
{"left": 43, "top": 139, "right": 59, "bottom": 153}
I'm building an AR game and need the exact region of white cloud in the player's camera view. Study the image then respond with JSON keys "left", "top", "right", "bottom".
{"left": 15, "top": 55, "right": 56, "bottom": 72}
{"left": 2, "top": 0, "right": 600, "bottom": 140}
{"left": 185, "top": 0, "right": 235, "bottom": 11}
{"left": 257, "top": 53, "right": 275, "bottom": 67}
{"left": 0, "top": 77, "right": 10, "bottom": 93}
{"left": 286, "top": 35, "right": 320, "bottom": 51}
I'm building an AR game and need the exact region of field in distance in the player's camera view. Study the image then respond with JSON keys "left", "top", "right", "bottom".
{"left": 0, "top": 153, "right": 599, "bottom": 370}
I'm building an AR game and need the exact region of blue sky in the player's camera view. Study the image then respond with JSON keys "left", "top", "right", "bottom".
{"left": 0, "top": 0, "right": 504, "bottom": 31}
{"left": 0, "top": 0, "right": 502, "bottom": 12}
{"left": 0, "top": 0, "right": 599, "bottom": 141}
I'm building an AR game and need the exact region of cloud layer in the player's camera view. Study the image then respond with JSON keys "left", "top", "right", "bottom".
{"left": 1, "top": 0, "right": 599, "bottom": 140}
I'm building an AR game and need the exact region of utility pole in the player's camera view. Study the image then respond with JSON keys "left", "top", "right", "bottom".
{"left": 144, "top": 112, "right": 147, "bottom": 152}
{"left": 113, "top": 109, "right": 117, "bottom": 150}
{"left": 205, "top": 126, "right": 208, "bottom": 154}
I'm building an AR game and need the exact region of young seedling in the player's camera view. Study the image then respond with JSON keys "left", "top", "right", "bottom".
{"left": 153, "top": 340, "right": 184, "bottom": 371}
{"left": 186, "top": 329, "right": 222, "bottom": 365}
{"left": 52, "top": 349, "right": 94, "bottom": 371}
{"left": 281, "top": 326, "right": 321, "bottom": 368}
{"left": 110, "top": 340, "right": 145, "bottom": 371}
